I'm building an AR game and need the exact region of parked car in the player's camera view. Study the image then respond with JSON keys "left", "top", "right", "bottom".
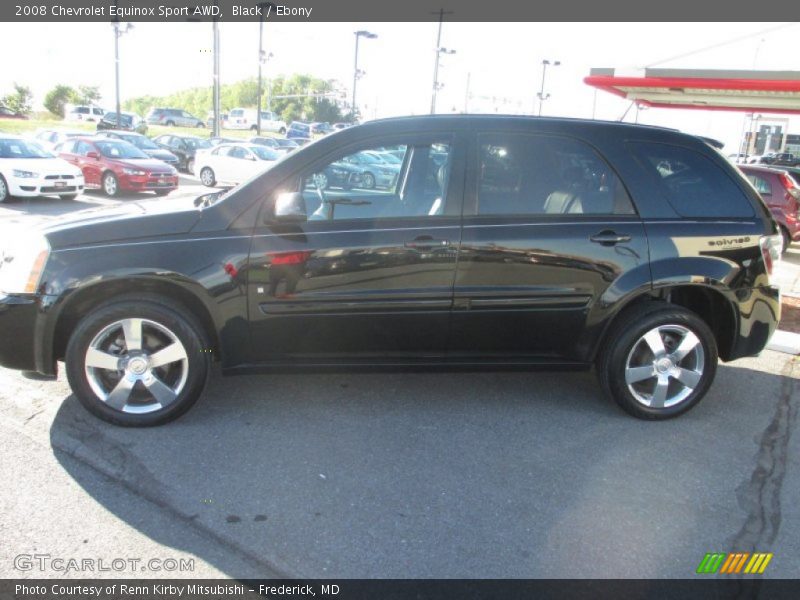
{"left": 65, "top": 105, "right": 104, "bottom": 123}
{"left": 759, "top": 152, "right": 800, "bottom": 167}
{"left": 0, "top": 116, "right": 781, "bottom": 427}
{"left": 310, "top": 122, "right": 333, "bottom": 135}
{"left": 739, "top": 164, "right": 800, "bottom": 252}
{"left": 0, "top": 135, "right": 84, "bottom": 203}
{"left": 95, "top": 131, "right": 179, "bottom": 168}
{"left": 286, "top": 121, "right": 311, "bottom": 141}
{"left": 146, "top": 108, "right": 205, "bottom": 128}
{"left": 32, "top": 129, "right": 85, "bottom": 152}
{"left": 225, "top": 108, "right": 287, "bottom": 134}
{"left": 96, "top": 112, "right": 148, "bottom": 135}
{"left": 195, "top": 143, "right": 280, "bottom": 187}
{"left": 152, "top": 134, "right": 213, "bottom": 173}
{"left": 208, "top": 136, "right": 238, "bottom": 147}
{"left": 0, "top": 106, "right": 29, "bottom": 120}
{"left": 336, "top": 150, "right": 400, "bottom": 189}
{"left": 56, "top": 136, "right": 178, "bottom": 197}
{"left": 249, "top": 136, "right": 298, "bottom": 155}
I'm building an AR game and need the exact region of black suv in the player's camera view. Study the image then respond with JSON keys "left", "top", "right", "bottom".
{"left": 0, "top": 116, "right": 781, "bottom": 426}
{"left": 152, "top": 134, "right": 213, "bottom": 173}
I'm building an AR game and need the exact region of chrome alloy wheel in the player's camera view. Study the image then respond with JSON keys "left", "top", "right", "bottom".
{"left": 624, "top": 324, "right": 705, "bottom": 409}
{"left": 103, "top": 174, "right": 117, "bottom": 196}
{"left": 84, "top": 318, "right": 189, "bottom": 414}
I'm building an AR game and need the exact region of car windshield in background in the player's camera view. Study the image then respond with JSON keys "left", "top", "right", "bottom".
{"left": 122, "top": 135, "right": 159, "bottom": 150}
{"left": 95, "top": 141, "right": 149, "bottom": 160}
{"left": 276, "top": 139, "right": 298, "bottom": 148}
{"left": 104, "top": 113, "right": 132, "bottom": 126}
{"left": 251, "top": 146, "right": 280, "bottom": 161}
{"left": 0, "top": 138, "right": 53, "bottom": 158}
{"left": 185, "top": 138, "right": 212, "bottom": 150}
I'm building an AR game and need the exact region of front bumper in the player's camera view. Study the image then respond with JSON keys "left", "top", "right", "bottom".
{"left": 0, "top": 294, "right": 39, "bottom": 372}
{"left": 7, "top": 174, "right": 85, "bottom": 197}
{"left": 118, "top": 173, "right": 179, "bottom": 192}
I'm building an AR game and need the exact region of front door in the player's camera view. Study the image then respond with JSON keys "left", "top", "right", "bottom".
{"left": 245, "top": 134, "right": 465, "bottom": 364}
{"left": 450, "top": 131, "right": 649, "bottom": 362}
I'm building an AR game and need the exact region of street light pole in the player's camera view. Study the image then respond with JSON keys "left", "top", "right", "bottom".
{"left": 212, "top": 15, "right": 220, "bottom": 138}
{"left": 429, "top": 8, "right": 454, "bottom": 114}
{"left": 255, "top": 2, "right": 272, "bottom": 136}
{"left": 351, "top": 30, "right": 377, "bottom": 122}
{"left": 536, "top": 59, "right": 560, "bottom": 116}
{"left": 112, "top": 21, "right": 133, "bottom": 129}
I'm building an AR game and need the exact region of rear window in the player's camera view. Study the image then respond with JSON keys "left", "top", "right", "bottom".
{"left": 629, "top": 142, "right": 754, "bottom": 218}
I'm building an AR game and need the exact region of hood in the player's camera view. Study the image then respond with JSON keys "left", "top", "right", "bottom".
{"left": 112, "top": 157, "right": 175, "bottom": 172}
{"left": 32, "top": 195, "right": 205, "bottom": 249}
{"left": 5, "top": 157, "right": 82, "bottom": 176}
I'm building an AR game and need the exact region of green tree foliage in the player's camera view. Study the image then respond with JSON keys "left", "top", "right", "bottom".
{"left": 123, "top": 75, "right": 346, "bottom": 123}
{"left": 44, "top": 84, "right": 78, "bottom": 117}
{"left": 77, "top": 85, "right": 101, "bottom": 105}
{"left": 1, "top": 83, "right": 33, "bottom": 115}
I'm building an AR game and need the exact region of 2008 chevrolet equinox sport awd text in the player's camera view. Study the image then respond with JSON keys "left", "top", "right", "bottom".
{"left": 0, "top": 116, "right": 782, "bottom": 426}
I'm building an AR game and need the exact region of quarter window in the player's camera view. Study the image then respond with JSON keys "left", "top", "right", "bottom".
{"left": 747, "top": 174, "right": 772, "bottom": 196}
{"left": 476, "top": 134, "right": 635, "bottom": 216}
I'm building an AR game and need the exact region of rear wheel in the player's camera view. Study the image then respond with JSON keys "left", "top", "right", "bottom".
{"left": 597, "top": 302, "right": 717, "bottom": 420}
{"left": 279, "top": 127, "right": 286, "bottom": 135}
{"left": 102, "top": 172, "right": 119, "bottom": 197}
{"left": 65, "top": 298, "right": 210, "bottom": 427}
{"left": 200, "top": 167, "right": 216, "bottom": 187}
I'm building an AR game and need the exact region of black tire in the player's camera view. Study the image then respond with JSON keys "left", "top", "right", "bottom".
{"left": 199, "top": 167, "right": 216, "bottom": 187}
{"left": 250, "top": 125, "right": 258, "bottom": 132}
{"left": 65, "top": 297, "right": 211, "bottom": 427}
{"left": 279, "top": 127, "right": 286, "bottom": 135}
{"left": 165, "top": 120, "right": 175, "bottom": 127}
{"left": 781, "top": 226, "right": 791, "bottom": 254}
{"left": 0, "top": 175, "right": 11, "bottom": 203}
{"left": 102, "top": 172, "right": 119, "bottom": 197}
{"left": 196, "top": 122, "right": 204, "bottom": 128}
{"left": 597, "top": 302, "right": 718, "bottom": 420}
{"left": 62, "top": 194, "right": 79, "bottom": 201}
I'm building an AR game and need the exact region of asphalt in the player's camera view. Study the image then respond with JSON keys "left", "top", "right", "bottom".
{"left": 0, "top": 186, "right": 798, "bottom": 579}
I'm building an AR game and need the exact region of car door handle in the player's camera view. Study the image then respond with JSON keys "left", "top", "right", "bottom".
{"left": 404, "top": 236, "right": 450, "bottom": 250}
{"left": 590, "top": 230, "right": 631, "bottom": 246}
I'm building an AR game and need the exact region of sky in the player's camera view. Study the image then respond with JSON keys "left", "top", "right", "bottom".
{"left": 1, "top": 21, "right": 799, "bottom": 151}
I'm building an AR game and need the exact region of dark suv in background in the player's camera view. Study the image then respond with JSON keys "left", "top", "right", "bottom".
{"left": 0, "top": 116, "right": 781, "bottom": 426}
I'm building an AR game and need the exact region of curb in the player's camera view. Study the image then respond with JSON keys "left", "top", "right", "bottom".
{"left": 767, "top": 330, "right": 800, "bottom": 355}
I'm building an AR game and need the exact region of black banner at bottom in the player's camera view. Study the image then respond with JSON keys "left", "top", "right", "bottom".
{"left": 3, "top": 579, "right": 800, "bottom": 600}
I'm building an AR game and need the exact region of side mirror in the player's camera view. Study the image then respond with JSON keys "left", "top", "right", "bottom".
{"left": 87, "top": 151, "right": 100, "bottom": 159}
{"left": 272, "top": 192, "right": 307, "bottom": 223}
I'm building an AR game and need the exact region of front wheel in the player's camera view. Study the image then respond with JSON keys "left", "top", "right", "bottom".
{"left": 0, "top": 175, "right": 11, "bottom": 203}
{"left": 102, "top": 172, "right": 119, "bottom": 197}
{"left": 199, "top": 167, "right": 216, "bottom": 187}
{"left": 362, "top": 172, "right": 376, "bottom": 189}
{"left": 279, "top": 127, "right": 286, "bottom": 135}
{"left": 65, "top": 298, "right": 210, "bottom": 426}
{"left": 186, "top": 158, "right": 195, "bottom": 174}
{"left": 597, "top": 303, "right": 717, "bottom": 420}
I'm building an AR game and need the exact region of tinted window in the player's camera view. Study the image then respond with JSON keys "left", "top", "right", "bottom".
{"left": 299, "top": 142, "right": 450, "bottom": 220}
{"left": 746, "top": 174, "right": 772, "bottom": 195}
{"left": 476, "top": 134, "right": 635, "bottom": 216}
{"left": 630, "top": 142, "right": 754, "bottom": 218}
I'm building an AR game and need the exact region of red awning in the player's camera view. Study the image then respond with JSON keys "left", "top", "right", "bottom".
{"left": 584, "top": 68, "right": 800, "bottom": 114}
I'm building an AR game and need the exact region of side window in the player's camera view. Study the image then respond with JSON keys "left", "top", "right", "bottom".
{"left": 476, "top": 134, "right": 635, "bottom": 216}
{"left": 229, "top": 147, "right": 248, "bottom": 159}
{"left": 747, "top": 174, "right": 772, "bottom": 196}
{"left": 629, "top": 142, "right": 755, "bottom": 218}
{"left": 299, "top": 142, "right": 451, "bottom": 221}
{"left": 75, "top": 141, "right": 93, "bottom": 156}
{"left": 59, "top": 140, "right": 74, "bottom": 154}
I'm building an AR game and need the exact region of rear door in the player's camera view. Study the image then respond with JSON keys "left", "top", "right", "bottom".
{"left": 450, "top": 131, "right": 649, "bottom": 362}
{"left": 245, "top": 132, "right": 466, "bottom": 363}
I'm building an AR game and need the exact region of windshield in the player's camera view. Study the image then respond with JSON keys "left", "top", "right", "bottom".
{"left": 375, "top": 152, "right": 401, "bottom": 164}
{"left": 0, "top": 138, "right": 54, "bottom": 159}
{"left": 185, "top": 138, "right": 212, "bottom": 150}
{"left": 95, "top": 140, "right": 149, "bottom": 160}
{"left": 357, "top": 153, "right": 382, "bottom": 165}
{"left": 251, "top": 146, "right": 280, "bottom": 161}
{"left": 276, "top": 139, "right": 298, "bottom": 147}
{"left": 123, "top": 135, "right": 158, "bottom": 150}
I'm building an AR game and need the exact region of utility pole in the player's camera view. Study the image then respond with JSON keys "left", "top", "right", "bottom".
{"left": 536, "top": 59, "right": 560, "bottom": 116}
{"left": 352, "top": 30, "right": 377, "bottom": 122}
{"left": 256, "top": 3, "right": 267, "bottom": 136}
{"left": 112, "top": 20, "right": 133, "bottom": 128}
{"left": 212, "top": 4, "right": 220, "bottom": 138}
{"left": 430, "top": 8, "right": 454, "bottom": 114}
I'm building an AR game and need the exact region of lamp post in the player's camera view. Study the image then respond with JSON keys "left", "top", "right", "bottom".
{"left": 536, "top": 59, "right": 560, "bottom": 116}
{"left": 256, "top": 2, "right": 274, "bottom": 136}
{"left": 112, "top": 21, "right": 134, "bottom": 129}
{"left": 352, "top": 30, "right": 377, "bottom": 122}
{"left": 431, "top": 46, "right": 456, "bottom": 114}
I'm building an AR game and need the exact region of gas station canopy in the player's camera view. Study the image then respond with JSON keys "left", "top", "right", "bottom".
{"left": 584, "top": 68, "right": 800, "bottom": 114}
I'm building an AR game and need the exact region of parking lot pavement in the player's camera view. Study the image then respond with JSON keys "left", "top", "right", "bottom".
{"left": 1, "top": 351, "right": 798, "bottom": 579}
{"left": 0, "top": 174, "right": 213, "bottom": 225}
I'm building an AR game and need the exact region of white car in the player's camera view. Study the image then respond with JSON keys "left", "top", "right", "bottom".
{"left": 32, "top": 129, "right": 86, "bottom": 153}
{"left": 194, "top": 143, "right": 281, "bottom": 187}
{"left": 0, "top": 135, "right": 85, "bottom": 203}
{"left": 225, "top": 108, "right": 287, "bottom": 134}
{"left": 65, "top": 105, "right": 105, "bottom": 123}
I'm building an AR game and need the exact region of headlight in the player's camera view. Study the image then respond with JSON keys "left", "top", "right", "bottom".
{"left": 122, "top": 168, "right": 146, "bottom": 175}
{"left": 0, "top": 232, "right": 50, "bottom": 294}
{"left": 12, "top": 169, "right": 39, "bottom": 178}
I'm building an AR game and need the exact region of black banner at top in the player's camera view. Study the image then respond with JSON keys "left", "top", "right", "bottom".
{"left": 0, "top": 0, "right": 798, "bottom": 22}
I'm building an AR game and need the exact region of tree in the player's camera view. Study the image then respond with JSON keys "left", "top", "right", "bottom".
{"left": 44, "top": 84, "right": 78, "bottom": 117}
{"left": 77, "top": 85, "right": 101, "bottom": 105}
{"left": 1, "top": 83, "right": 33, "bottom": 115}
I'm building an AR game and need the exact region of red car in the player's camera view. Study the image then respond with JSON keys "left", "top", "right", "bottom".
{"left": 739, "top": 164, "right": 799, "bottom": 253}
{"left": 56, "top": 136, "right": 178, "bottom": 197}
